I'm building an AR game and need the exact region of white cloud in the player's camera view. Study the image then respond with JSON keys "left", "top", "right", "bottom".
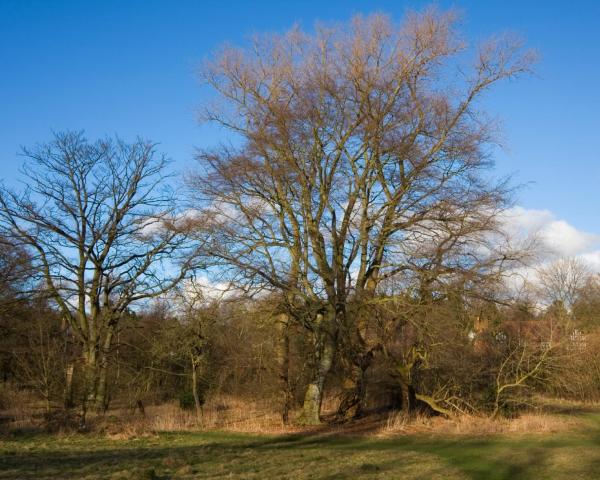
{"left": 542, "top": 220, "right": 599, "bottom": 257}
{"left": 579, "top": 251, "right": 600, "bottom": 272}
{"left": 501, "top": 206, "right": 555, "bottom": 235}
{"left": 501, "top": 206, "right": 600, "bottom": 266}
{"left": 493, "top": 206, "right": 600, "bottom": 303}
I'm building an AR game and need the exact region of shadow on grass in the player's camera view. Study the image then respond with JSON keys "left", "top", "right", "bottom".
{"left": 3, "top": 415, "right": 600, "bottom": 479}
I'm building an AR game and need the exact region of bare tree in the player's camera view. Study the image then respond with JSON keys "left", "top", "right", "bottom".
{"left": 191, "top": 9, "right": 535, "bottom": 423}
{"left": 491, "top": 337, "right": 556, "bottom": 418}
{"left": 0, "top": 132, "right": 195, "bottom": 418}
{"left": 169, "top": 281, "right": 215, "bottom": 422}
{"left": 537, "top": 257, "right": 590, "bottom": 310}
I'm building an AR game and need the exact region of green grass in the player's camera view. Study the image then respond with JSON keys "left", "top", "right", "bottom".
{"left": 2, "top": 413, "right": 600, "bottom": 479}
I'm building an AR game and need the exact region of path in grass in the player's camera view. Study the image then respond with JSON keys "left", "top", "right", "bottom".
{"left": 2, "top": 412, "right": 600, "bottom": 479}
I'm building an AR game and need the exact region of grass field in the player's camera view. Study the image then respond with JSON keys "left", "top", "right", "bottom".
{"left": 2, "top": 410, "right": 600, "bottom": 479}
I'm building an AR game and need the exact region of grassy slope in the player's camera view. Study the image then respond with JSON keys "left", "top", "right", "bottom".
{"left": 1, "top": 412, "right": 600, "bottom": 479}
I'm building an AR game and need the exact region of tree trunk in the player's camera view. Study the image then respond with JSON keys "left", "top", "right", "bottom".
{"left": 276, "top": 313, "right": 292, "bottom": 424}
{"left": 191, "top": 355, "right": 203, "bottom": 422}
{"left": 395, "top": 345, "right": 424, "bottom": 414}
{"left": 81, "top": 347, "right": 98, "bottom": 423}
{"left": 299, "top": 312, "right": 336, "bottom": 425}
{"left": 95, "top": 359, "right": 109, "bottom": 413}
{"left": 336, "top": 355, "right": 370, "bottom": 420}
{"left": 335, "top": 306, "right": 380, "bottom": 420}
{"left": 400, "top": 382, "right": 417, "bottom": 412}
{"left": 94, "top": 325, "right": 114, "bottom": 413}
{"left": 64, "top": 363, "right": 75, "bottom": 409}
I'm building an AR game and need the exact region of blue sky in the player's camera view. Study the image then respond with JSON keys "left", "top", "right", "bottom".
{"left": 1, "top": 0, "right": 599, "bottom": 241}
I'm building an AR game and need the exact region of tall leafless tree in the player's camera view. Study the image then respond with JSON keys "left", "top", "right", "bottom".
{"left": 191, "top": 9, "right": 535, "bottom": 423}
{"left": 0, "top": 132, "right": 196, "bottom": 418}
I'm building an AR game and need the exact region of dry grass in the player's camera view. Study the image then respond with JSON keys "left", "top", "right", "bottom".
{"left": 0, "top": 390, "right": 592, "bottom": 440}
{"left": 0, "top": 388, "right": 48, "bottom": 431}
{"left": 148, "top": 396, "right": 291, "bottom": 434}
{"left": 99, "top": 395, "right": 306, "bottom": 438}
{"left": 378, "top": 409, "right": 583, "bottom": 437}
{"left": 100, "top": 395, "right": 587, "bottom": 440}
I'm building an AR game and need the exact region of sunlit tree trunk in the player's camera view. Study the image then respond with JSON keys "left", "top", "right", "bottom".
{"left": 190, "top": 354, "right": 203, "bottom": 421}
{"left": 81, "top": 347, "right": 97, "bottom": 421}
{"left": 300, "top": 311, "right": 336, "bottom": 425}
{"left": 95, "top": 324, "right": 115, "bottom": 413}
{"left": 275, "top": 313, "right": 293, "bottom": 424}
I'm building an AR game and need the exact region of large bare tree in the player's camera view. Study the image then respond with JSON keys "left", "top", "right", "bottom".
{"left": 0, "top": 132, "right": 195, "bottom": 416}
{"left": 191, "top": 9, "right": 534, "bottom": 423}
